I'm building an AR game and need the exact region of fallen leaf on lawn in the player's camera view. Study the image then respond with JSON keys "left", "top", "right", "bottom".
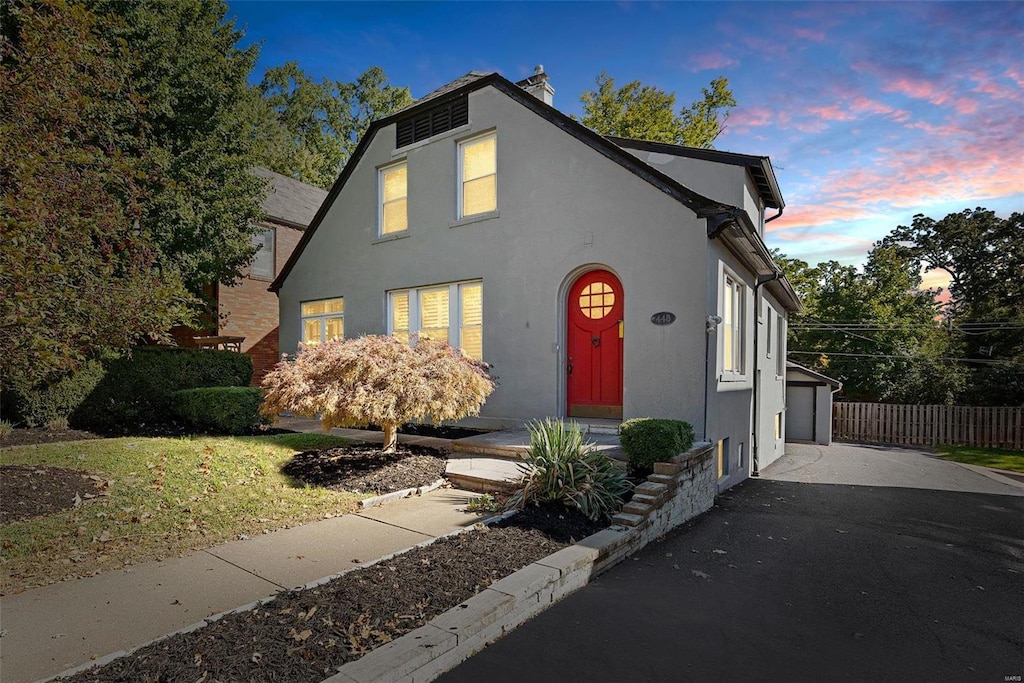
{"left": 96, "top": 531, "right": 110, "bottom": 543}
{"left": 302, "top": 606, "right": 317, "bottom": 621}
{"left": 73, "top": 493, "right": 83, "bottom": 508}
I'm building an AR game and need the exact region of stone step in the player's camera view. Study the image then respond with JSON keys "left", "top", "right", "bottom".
{"left": 445, "top": 455, "right": 523, "bottom": 494}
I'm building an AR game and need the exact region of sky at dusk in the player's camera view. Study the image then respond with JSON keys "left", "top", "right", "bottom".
{"left": 226, "top": 1, "right": 1024, "bottom": 284}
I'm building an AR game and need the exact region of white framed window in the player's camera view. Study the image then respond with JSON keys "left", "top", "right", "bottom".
{"left": 458, "top": 132, "right": 496, "bottom": 218}
{"left": 387, "top": 280, "right": 483, "bottom": 360}
{"left": 250, "top": 228, "right": 275, "bottom": 279}
{"left": 776, "top": 315, "right": 785, "bottom": 377}
{"left": 300, "top": 297, "right": 344, "bottom": 346}
{"left": 721, "top": 271, "right": 745, "bottom": 377}
{"left": 379, "top": 161, "right": 408, "bottom": 235}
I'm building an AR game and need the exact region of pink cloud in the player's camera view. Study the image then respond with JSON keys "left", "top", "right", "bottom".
{"left": 881, "top": 75, "right": 953, "bottom": 105}
{"left": 806, "top": 104, "right": 856, "bottom": 122}
{"left": 728, "top": 106, "right": 773, "bottom": 133}
{"left": 792, "top": 27, "right": 826, "bottom": 42}
{"left": 953, "top": 98, "right": 978, "bottom": 115}
{"left": 688, "top": 51, "right": 738, "bottom": 72}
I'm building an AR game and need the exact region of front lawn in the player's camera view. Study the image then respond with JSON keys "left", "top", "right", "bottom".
{"left": 936, "top": 445, "right": 1024, "bottom": 473}
{"left": 0, "top": 433, "right": 361, "bottom": 593}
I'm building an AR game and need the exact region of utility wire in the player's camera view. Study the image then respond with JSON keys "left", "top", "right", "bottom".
{"left": 788, "top": 350, "right": 1019, "bottom": 365}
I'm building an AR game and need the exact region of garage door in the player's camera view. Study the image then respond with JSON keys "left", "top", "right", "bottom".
{"left": 786, "top": 386, "right": 815, "bottom": 441}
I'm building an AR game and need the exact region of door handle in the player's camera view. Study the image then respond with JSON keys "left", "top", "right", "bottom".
{"left": 567, "top": 363, "right": 573, "bottom": 376}
{"left": 592, "top": 336, "right": 601, "bottom": 347}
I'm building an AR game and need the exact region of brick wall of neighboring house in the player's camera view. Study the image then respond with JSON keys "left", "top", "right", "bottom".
{"left": 219, "top": 220, "right": 304, "bottom": 385}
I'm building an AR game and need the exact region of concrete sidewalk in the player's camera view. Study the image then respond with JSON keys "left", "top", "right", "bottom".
{"left": 0, "top": 488, "right": 487, "bottom": 683}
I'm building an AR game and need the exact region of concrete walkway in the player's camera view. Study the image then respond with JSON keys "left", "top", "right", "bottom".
{"left": 0, "top": 486, "right": 487, "bottom": 683}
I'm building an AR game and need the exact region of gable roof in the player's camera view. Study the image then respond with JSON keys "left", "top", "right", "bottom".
{"left": 607, "top": 137, "right": 784, "bottom": 211}
{"left": 268, "top": 72, "right": 800, "bottom": 312}
{"left": 252, "top": 167, "right": 328, "bottom": 229}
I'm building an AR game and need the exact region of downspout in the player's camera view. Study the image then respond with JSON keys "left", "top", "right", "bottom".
{"left": 751, "top": 271, "right": 782, "bottom": 477}
{"left": 765, "top": 207, "right": 784, "bottom": 223}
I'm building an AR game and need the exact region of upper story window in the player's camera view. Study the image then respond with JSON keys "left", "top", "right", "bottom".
{"left": 459, "top": 132, "right": 496, "bottom": 218}
{"left": 301, "top": 297, "right": 344, "bottom": 346}
{"left": 388, "top": 280, "right": 483, "bottom": 360}
{"left": 379, "top": 161, "right": 408, "bottom": 236}
{"left": 250, "top": 228, "right": 275, "bottom": 279}
{"left": 776, "top": 314, "right": 785, "bottom": 377}
{"left": 721, "top": 271, "right": 745, "bottom": 377}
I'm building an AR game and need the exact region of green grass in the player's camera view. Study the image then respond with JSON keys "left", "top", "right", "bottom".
{"left": 1, "top": 433, "right": 361, "bottom": 593}
{"left": 936, "top": 445, "right": 1024, "bottom": 473}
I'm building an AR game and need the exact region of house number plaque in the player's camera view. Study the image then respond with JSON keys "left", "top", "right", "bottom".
{"left": 650, "top": 312, "right": 676, "bottom": 325}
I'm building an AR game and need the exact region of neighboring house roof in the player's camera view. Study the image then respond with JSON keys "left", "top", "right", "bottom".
{"left": 252, "top": 167, "right": 328, "bottom": 229}
{"left": 268, "top": 72, "right": 800, "bottom": 312}
{"left": 607, "top": 136, "right": 785, "bottom": 211}
{"left": 786, "top": 361, "right": 843, "bottom": 389}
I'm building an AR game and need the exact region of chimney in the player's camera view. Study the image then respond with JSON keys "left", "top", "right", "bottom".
{"left": 517, "top": 65, "right": 555, "bottom": 106}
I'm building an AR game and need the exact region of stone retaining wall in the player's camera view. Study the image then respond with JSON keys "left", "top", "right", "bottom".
{"left": 325, "top": 441, "right": 716, "bottom": 683}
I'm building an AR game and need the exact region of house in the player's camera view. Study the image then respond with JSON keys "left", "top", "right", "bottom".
{"left": 785, "top": 361, "right": 842, "bottom": 445}
{"left": 270, "top": 69, "right": 801, "bottom": 489}
{"left": 172, "top": 168, "right": 327, "bottom": 385}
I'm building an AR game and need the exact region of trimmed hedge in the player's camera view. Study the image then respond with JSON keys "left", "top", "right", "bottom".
{"left": 71, "top": 347, "right": 253, "bottom": 434}
{"left": 1, "top": 360, "right": 107, "bottom": 428}
{"left": 171, "top": 386, "right": 268, "bottom": 435}
{"left": 619, "top": 418, "right": 695, "bottom": 473}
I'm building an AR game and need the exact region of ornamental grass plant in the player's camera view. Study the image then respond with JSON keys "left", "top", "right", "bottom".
{"left": 506, "top": 418, "right": 632, "bottom": 521}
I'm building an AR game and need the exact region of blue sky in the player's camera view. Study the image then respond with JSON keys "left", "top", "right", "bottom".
{"left": 227, "top": 1, "right": 1023, "bottom": 282}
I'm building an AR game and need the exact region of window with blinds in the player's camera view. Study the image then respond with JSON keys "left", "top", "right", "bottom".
{"left": 380, "top": 162, "right": 408, "bottom": 235}
{"left": 250, "top": 228, "right": 275, "bottom": 279}
{"left": 300, "top": 297, "right": 344, "bottom": 346}
{"left": 387, "top": 280, "right": 483, "bottom": 360}
{"left": 459, "top": 132, "right": 497, "bottom": 218}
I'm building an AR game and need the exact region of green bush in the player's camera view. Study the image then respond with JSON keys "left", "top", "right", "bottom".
{"left": 171, "top": 386, "right": 268, "bottom": 435}
{"left": 71, "top": 346, "right": 253, "bottom": 434}
{"left": 1, "top": 359, "right": 106, "bottom": 428}
{"left": 506, "top": 419, "right": 632, "bottom": 521}
{"left": 619, "top": 418, "right": 695, "bottom": 474}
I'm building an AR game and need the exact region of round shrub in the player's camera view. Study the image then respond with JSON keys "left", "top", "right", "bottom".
{"left": 619, "top": 418, "right": 695, "bottom": 474}
{"left": 1, "top": 359, "right": 106, "bottom": 428}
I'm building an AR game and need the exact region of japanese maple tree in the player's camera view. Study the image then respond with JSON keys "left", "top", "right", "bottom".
{"left": 261, "top": 335, "right": 495, "bottom": 452}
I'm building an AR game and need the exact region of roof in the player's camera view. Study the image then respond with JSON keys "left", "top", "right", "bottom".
{"left": 607, "top": 137, "right": 784, "bottom": 210}
{"left": 252, "top": 167, "right": 328, "bottom": 228}
{"left": 786, "top": 361, "right": 843, "bottom": 388}
{"left": 268, "top": 71, "right": 800, "bottom": 312}
{"left": 392, "top": 71, "right": 490, "bottom": 114}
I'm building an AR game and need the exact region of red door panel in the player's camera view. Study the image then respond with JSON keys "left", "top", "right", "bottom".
{"left": 567, "top": 270, "right": 623, "bottom": 418}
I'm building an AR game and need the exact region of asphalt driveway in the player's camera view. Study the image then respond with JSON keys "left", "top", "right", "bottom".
{"left": 440, "top": 443, "right": 1024, "bottom": 682}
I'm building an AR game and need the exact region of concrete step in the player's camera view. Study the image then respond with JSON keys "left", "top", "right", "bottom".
{"left": 444, "top": 455, "right": 523, "bottom": 494}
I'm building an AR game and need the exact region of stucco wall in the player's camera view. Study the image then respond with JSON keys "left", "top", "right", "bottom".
{"left": 757, "top": 291, "right": 788, "bottom": 469}
{"left": 278, "top": 86, "right": 712, "bottom": 427}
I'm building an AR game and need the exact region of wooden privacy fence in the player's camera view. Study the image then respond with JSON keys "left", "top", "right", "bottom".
{"left": 833, "top": 403, "right": 1023, "bottom": 450}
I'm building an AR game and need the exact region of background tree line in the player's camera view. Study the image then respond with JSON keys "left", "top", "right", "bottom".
{"left": 1, "top": 0, "right": 734, "bottom": 394}
{"left": 779, "top": 208, "right": 1023, "bottom": 407}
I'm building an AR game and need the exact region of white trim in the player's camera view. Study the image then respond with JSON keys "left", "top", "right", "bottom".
{"left": 299, "top": 296, "right": 345, "bottom": 346}
{"left": 719, "top": 263, "right": 748, "bottom": 382}
{"left": 386, "top": 280, "right": 483, "bottom": 360}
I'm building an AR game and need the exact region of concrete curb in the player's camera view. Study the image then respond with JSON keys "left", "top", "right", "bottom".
{"left": 323, "top": 441, "right": 718, "bottom": 683}
{"left": 948, "top": 461, "right": 1024, "bottom": 491}
{"left": 358, "top": 479, "right": 447, "bottom": 509}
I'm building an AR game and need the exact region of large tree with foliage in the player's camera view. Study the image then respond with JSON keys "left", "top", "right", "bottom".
{"left": 881, "top": 208, "right": 1024, "bottom": 405}
{"left": 1, "top": 0, "right": 194, "bottom": 386}
{"left": 255, "top": 62, "right": 413, "bottom": 189}
{"left": 777, "top": 247, "right": 965, "bottom": 404}
{"left": 579, "top": 72, "right": 736, "bottom": 148}
{"left": 87, "top": 0, "right": 269, "bottom": 294}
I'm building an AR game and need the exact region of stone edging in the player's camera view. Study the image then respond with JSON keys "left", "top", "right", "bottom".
{"left": 358, "top": 478, "right": 447, "bottom": 509}
{"left": 322, "top": 441, "right": 717, "bottom": 683}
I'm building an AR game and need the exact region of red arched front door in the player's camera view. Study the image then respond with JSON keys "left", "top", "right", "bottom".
{"left": 567, "top": 270, "right": 623, "bottom": 419}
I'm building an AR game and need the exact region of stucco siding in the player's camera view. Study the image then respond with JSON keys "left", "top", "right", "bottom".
{"left": 278, "top": 86, "right": 711, "bottom": 427}
{"left": 621, "top": 150, "right": 748, "bottom": 216}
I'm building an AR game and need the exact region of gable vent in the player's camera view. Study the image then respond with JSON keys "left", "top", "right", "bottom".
{"left": 396, "top": 95, "right": 469, "bottom": 148}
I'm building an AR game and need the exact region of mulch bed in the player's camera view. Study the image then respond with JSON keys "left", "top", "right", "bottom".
{"left": 0, "top": 465, "right": 109, "bottom": 523}
{"left": 1, "top": 427, "right": 105, "bottom": 448}
{"left": 64, "top": 503, "right": 602, "bottom": 682}
{"left": 362, "top": 423, "right": 494, "bottom": 440}
{"left": 282, "top": 444, "right": 448, "bottom": 494}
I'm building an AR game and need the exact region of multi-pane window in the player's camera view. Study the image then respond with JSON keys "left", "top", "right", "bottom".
{"left": 250, "top": 228, "right": 275, "bottom": 279}
{"left": 380, "top": 162, "right": 408, "bottom": 235}
{"left": 722, "top": 273, "right": 745, "bottom": 376}
{"left": 459, "top": 133, "right": 496, "bottom": 218}
{"left": 387, "top": 281, "right": 483, "bottom": 360}
{"left": 301, "top": 298, "right": 344, "bottom": 346}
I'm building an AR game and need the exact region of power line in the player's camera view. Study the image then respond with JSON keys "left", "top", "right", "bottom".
{"left": 788, "top": 350, "right": 1020, "bottom": 365}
